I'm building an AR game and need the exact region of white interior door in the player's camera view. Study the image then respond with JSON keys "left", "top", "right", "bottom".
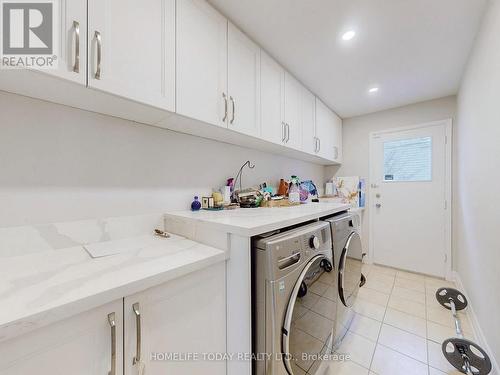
{"left": 370, "top": 121, "right": 451, "bottom": 277}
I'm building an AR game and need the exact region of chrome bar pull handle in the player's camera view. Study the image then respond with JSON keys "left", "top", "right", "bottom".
{"left": 230, "top": 96, "right": 235, "bottom": 124}
{"left": 107, "top": 313, "right": 116, "bottom": 375}
{"left": 72, "top": 21, "right": 80, "bottom": 73}
{"left": 281, "top": 122, "right": 286, "bottom": 142}
{"left": 94, "top": 31, "right": 102, "bottom": 80}
{"left": 285, "top": 123, "right": 290, "bottom": 143}
{"left": 132, "top": 303, "right": 142, "bottom": 365}
{"left": 222, "top": 93, "right": 228, "bottom": 122}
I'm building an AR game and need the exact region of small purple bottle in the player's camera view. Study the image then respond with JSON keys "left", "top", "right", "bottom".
{"left": 191, "top": 196, "right": 201, "bottom": 211}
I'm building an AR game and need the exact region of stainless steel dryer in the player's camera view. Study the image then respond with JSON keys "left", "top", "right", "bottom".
{"left": 324, "top": 213, "right": 365, "bottom": 350}
{"left": 253, "top": 221, "right": 336, "bottom": 375}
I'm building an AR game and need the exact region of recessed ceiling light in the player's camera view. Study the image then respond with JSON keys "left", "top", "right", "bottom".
{"left": 368, "top": 87, "right": 379, "bottom": 94}
{"left": 341, "top": 30, "right": 356, "bottom": 41}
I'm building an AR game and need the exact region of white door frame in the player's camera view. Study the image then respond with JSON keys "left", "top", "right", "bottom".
{"left": 368, "top": 119, "right": 453, "bottom": 280}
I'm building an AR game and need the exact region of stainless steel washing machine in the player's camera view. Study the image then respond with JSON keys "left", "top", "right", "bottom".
{"left": 324, "top": 213, "right": 365, "bottom": 351}
{"left": 253, "top": 221, "right": 336, "bottom": 375}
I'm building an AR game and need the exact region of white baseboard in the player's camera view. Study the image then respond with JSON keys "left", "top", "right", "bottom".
{"left": 453, "top": 271, "right": 499, "bottom": 374}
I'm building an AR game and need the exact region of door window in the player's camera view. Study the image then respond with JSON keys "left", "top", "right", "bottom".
{"left": 383, "top": 136, "right": 432, "bottom": 182}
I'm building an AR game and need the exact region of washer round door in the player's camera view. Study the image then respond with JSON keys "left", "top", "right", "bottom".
{"left": 282, "top": 255, "right": 335, "bottom": 375}
{"left": 338, "top": 231, "right": 363, "bottom": 307}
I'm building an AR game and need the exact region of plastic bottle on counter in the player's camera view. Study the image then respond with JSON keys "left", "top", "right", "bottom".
{"left": 288, "top": 176, "right": 301, "bottom": 204}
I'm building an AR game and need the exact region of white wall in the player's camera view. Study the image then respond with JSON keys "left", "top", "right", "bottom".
{"left": 0, "top": 91, "right": 324, "bottom": 227}
{"left": 325, "top": 96, "right": 456, "bottom": 252}
{"left": 454, "top": 0, "right": 500, "bottom": 364}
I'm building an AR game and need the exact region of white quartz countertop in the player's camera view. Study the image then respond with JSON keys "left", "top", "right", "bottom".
{"left": 0, "top": 233, "right": 226, "bottom": 342}
{"left": 165, "top": 202, "right": 351, "bottom": 237}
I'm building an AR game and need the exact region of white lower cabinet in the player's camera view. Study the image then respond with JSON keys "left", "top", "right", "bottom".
{"left": 0, "top": 263, "right": 226, "bottom": 375}
{"left": 0, "top": 299, "right": 123, "bottom": 375}
{"left": 124, "top": 262, "right": 226, "bottom": 375}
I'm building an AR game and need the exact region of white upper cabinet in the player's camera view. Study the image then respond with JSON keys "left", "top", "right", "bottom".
{"left": 283, "top": 73, "right": 303, "bottom": 150}
{"left": 124, "top": 263, "right": 226, "bottom": 375}
{"left": 46, "top": 0, "right": 87, "bottom": 85}
{"left": 260, "top": 51, "right": 285, "bottom": 145}
{"left": 332, "top": 111, "right": 343, "bottom": 163}
{"left": 176, "top": 0, "right": 228, "bottom": 127}
{"left": 0, "top": 300, "right": 123, "bottom": 375}
{"left": 87, "top": 0, "right": 175, "bottom": 111}
{"left": 301, "top": 86, "right": 317, "bottom": 155}
{"left": 315, "top": 98, "right": 335, "bottom": 160}
{"left": 227, "top": 23, "right": 261, "bottom": 137}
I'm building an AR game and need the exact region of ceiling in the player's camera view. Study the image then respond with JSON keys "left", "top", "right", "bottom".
{"left": 208, "top": 0, "right": 487, "bottom": 118}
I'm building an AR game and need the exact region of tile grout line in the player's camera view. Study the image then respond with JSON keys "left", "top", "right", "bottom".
{"left": 367, "top": 273, "right": 395, "bottom": 372}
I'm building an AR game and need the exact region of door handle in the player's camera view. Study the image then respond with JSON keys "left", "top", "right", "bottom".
{"left": 222, "top": 93, "right": 228, "bottom": 122}
{"left": 281, "top": 122, "right": 286, "bottom": 142}
{"left": 317, "top": 138, "right": 321, "bottom": 152}
{"left": 285, "top": 123, "right": 290, "bottom": 143}
{"left": 375, "top": 203, "right": 382, "bottom": 208}
{"left": 107, "top": 313, "right": 116, "bottom": 375}
{"left": 230, "top": 96, "right": 235, "bottom": 124}
{"left": 72, "top": 21, "right": 80, "bottom": 73}
{"left": 132, "top": 303, "right": 141, "bottom": 365}
{"left": 94, "top": 31, "right": 102, "bottom": 79}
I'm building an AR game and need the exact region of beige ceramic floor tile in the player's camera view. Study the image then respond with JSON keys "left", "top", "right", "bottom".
{"left": 378, "top": 324, "right": 427, "bottom": 363}
{"left": 358, "top": 287, "right": 390, "bottom": 307}
{"left": 298, "top": 290, "right": 321, "bottom": 309}
{"left": 428, "top": 340, "right": 464, "bottom": 374}
{"left": 370, "top": 264, "right": 397, "bottom": 276}
{"left": 318, "top": 358, "right": 370, "bottom": 375}
{"left": 310, "top": 280, "right": 330, "bottom": 296}
{"left": 384, "top": 308, "right": 427, "bottom": 338}
{"left": 311, "top": 296, "right": 336, "bottom": 321}
{"left": 391, "top": 286, "right": 426, "bottom": 305}
{"left": 295, "top": 310, "right": 333, "bottom": 343}
{"left": 426, "top": 320, "right": 475, "bottom": 344}
{"left": 428, "top": 367, "right": 464, "bottom": 375}
{"left": 425, "top": 277, "right": 455, "bottom": 291}
{"left": 388, "top": 294, "right": 426, "bottom": 319}
{"left": 364, "top": 277, "right": 394, "bottom": 294}
{"left": 370, "top": 344, "right": 428, "bottom": 375}
{"left": 335, "top": 331, "right": 377, "bottom": 369}
{"left": 394, "top": 277, "right": 426, "bottom": 293}
{"left": 426, "top": 306, "right": 472, "bottom": 332}
{"left": 396, "top": 270, "right": 427, "bottom": 282}
{"left": 354, "top": 298, "right": 387, "bottom": 322}
{"left": 349, "top": 313, "right": 382, "bottom": 342}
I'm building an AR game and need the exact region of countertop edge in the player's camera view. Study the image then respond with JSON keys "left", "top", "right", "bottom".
{"left": 0, "top": 248, "right": 227, "bottom": 343}
{"left": 165, "top": 204, "right": 352, "bottom": 237}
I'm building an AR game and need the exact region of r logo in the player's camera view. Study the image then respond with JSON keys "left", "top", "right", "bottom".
{"left": 2, "top": 2, "right": 53, "bottom": 54}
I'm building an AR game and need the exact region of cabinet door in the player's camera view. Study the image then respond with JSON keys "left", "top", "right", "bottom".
{"left": 46, "top": 0, "right": 86, "bottom": 85}
{"left": 124, "top": 262, "right": 226, "bottom": 375}
{"left": 284, "top": 73, "right": 303, "bottom": 150}
{"left": 315, "top": 98, "right": 335, "bottom": 160}
{"left": 176, "top": 0, "right": 228, "bottom": 127}
{"left": 301, "top": 86, "right": 317, "bottom": 155}
{"left": 0, "top": 300, "right": 123, "bottom": 375}
{"left": 227, "top": 23, "right": 261, "bottom": 137}
{"left": 88, "top": 0, "right": 175, "bottom": 111}
{"left": 332, "top": 111, "right": 343, "bottom": 163}
{"left": 260, "top": 51, "right": 284, "bottom": 145}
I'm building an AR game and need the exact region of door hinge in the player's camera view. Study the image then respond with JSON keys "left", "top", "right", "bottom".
{"left": 445, "top": 135, "right": 448, "bottom": 145}
{"left": 444, "top": 200, "right": 448, "bottom": 210}
{"left": 444, "top": 254, "right": 448, "bottom": 263}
